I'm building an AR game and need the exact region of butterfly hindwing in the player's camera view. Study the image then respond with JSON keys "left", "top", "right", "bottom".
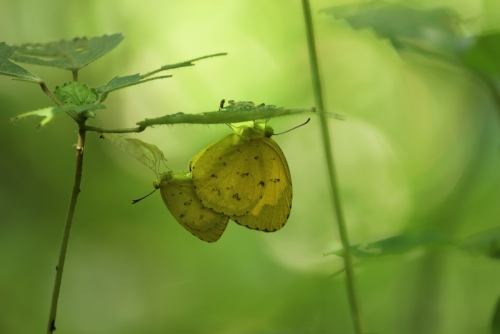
{"left": 158, "top": 172, "right": 229, "bottom": 242}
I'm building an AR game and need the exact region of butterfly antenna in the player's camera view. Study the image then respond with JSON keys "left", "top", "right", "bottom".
{"left": 132, "top": 188, "right": 158, "bottom": 204}
{"left": 274, "top": 118, "right": 310, "bottom": 135}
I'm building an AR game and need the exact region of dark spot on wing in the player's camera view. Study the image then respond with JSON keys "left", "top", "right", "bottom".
{"left": 232, "top": 193, "right": 241, "bottom": 201}
{"left": 184, "top": 199, "right": 193, "bottom": 206}
{"left": 241, "top": 172, "right": 249, "bottom": 177}
{"left": 258, "top": 181, "right": 265, "bottom": 187}
{"left": 254, "top": 156, "right": 259, "bottom": 160}
{"left": 211, "top": 174, "right": 218, "bottom": 178}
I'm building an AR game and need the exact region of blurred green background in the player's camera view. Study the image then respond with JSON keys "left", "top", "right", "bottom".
{"left": 2, "top": 0, "right": 500, "bottom": 333}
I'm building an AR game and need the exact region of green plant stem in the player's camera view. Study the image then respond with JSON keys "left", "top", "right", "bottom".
{"left": 46, "top": 124, "right": 87, "bottom": 334}
{"left": 39, "top": 82, "right": 62, "bottom": 106}
{"left": 85, "top": 124, "right": 145, "bottom": 133}
{"left": 300, "top": 1, "right": 365, "bottom": 333}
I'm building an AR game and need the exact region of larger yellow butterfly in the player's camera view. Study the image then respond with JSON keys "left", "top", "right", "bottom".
{"left": 190, "top": 121, "right": 292, "bottom": 232}
{"left": 154, "top": 171, "right": 229, "bottom": 243}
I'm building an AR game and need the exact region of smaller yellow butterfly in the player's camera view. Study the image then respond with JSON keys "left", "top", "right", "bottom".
{"left": 154, "top": 171, "right": 229, "bottom": 243}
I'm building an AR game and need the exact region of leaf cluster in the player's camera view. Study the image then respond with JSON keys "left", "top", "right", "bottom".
{"left": 2, "top": 33, "right": 228, "bottom": 129}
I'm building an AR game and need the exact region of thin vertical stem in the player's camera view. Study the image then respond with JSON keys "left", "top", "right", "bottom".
{"left": 300, "top": 1, "right": 365, "bottom": 333}
{"left": 46, "top": 125, "right": 86, "bottom": 334}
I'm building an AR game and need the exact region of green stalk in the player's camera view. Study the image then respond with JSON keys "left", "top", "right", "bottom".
{"left": 39, "top": 82, "right": 62, "bottom": 106}
{"left": 85, "top": 125, "right": 145, "bottom": 134}
{"left": 46, "top": 124, "right": 86, "bottom": 334}
{"left": 300, "top": 1, "right": 365, "bottom": 333}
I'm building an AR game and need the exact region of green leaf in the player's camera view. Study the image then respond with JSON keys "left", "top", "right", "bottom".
{"left": 0, "top": 42, "right": 41, "bottom": 83}
{"left": 157, "top": 53, "right": 227, "bottom": 71}
{"left": 322, "top": 1, "right": 467, "bottom": 56}
{"left": 9, "top": 33, "right": 124, "bottom": 71}
{"left": 330, "top": 229, "right": 452, "bottom": 258}
{"left": 95, "top": 53, "right": 227, "bottom": 100}
{"left": 95, "top": 73, "right": 172, "bottom": 96}
{"left": 461, "top": 31, "right": 500, "bottom": 77}
{"left": 54, "top": 82, "right": 99, "bottom": 105}
{"left": 136, "top": 99, "right": 340, "bottom": 128}
{"left": 460, "top": 226, "right": 500, "bottom": 260}
{"left": 12, "top": 104, "right": 105, "bottom": 128}
{"left": 493, "top": 295, "right": 500, "bottom": 334}
{"left": 100, "top": 133, "right": 167, "bottom": 174}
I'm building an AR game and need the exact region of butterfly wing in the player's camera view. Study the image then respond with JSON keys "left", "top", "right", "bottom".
{"left": 234, "top": 137, "right": 292, "bottom": 231}
{"left": 190, "top": 133, "right": 266, "bottom": 216}
{"left": 160, "top": 172, "right": 229, "bottom": 242}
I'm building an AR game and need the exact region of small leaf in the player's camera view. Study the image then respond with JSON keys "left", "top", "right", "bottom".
{"left": 95, "top": 53, "right": 226, "bottom": 100}
{"left": 95, "top": 73, "right": 172, "bottom": 96}
{"left": 322, "top": 1, "right": 467, "bottom": 56}
{"left": 329, "top": 229, "right": 452, "bottom": 258}
{"left": 54, "top": 82, "right": 99, "bottom": 105}
{"left": 157, "top": 53, "right": 227, "bottom": 71}
{"left": 100, "top": 133, "right": 167, "bottom": 174}
{"left": 461, "top": 31, "right": 500, "bottom": 77}
{"left": 0, "top": 42, "right": 41, "bottom": 83}
{"left": 83, "top": 110, "right": 96, "bottom": 119}
{"left": 9, "top": 33, "right": 124, "bottom": 71}
{"left": 460, "top": 226, "right": 500, "bottom": 260}
{"left": 12, "top": 104, "right": 106, "bottom": 128}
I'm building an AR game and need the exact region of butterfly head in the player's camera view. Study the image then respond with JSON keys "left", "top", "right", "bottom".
{"left": 153, "top": 171, "right": 174, "bottom": 189}
{"left": 264, "top": 125, "right": 274, "bottom": 138}
{"left": 236, "top": 122, "right": 274, "bottom": 140}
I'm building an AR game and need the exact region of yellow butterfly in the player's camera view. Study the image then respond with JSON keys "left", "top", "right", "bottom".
{"left": 190, "top": 121, "right": 292, "bottom": 232}
{"left": 154, "top": 171, "right": 229, "bottom": 243}
{"left": 101, "top": 132, "right": 228, "bottom": 242}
